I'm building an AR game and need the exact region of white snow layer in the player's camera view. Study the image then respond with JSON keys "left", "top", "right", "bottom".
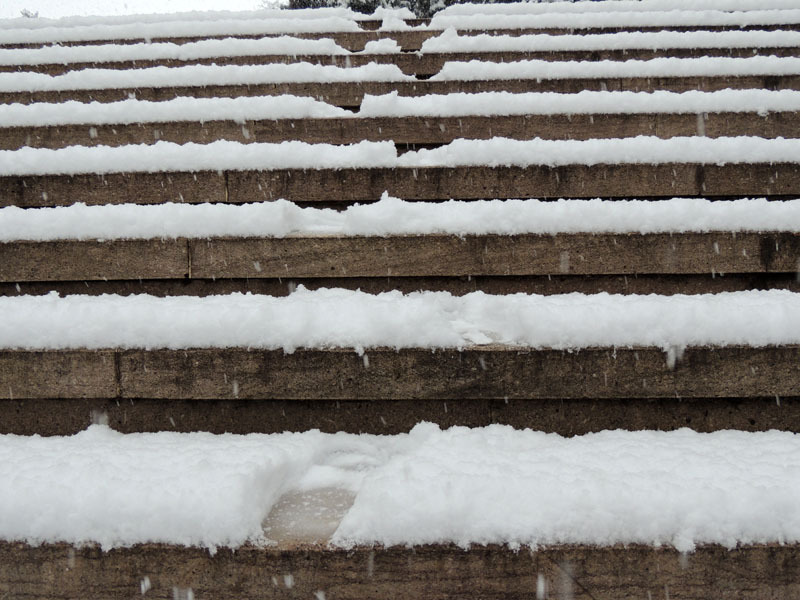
{"left": 0, "top": 1, "right": 270, "bottom": 20}
{"left": 0, "top": 6, "right": 403, "bottom": 27}
{"left": 420, "top": 27, "right": 800, "bottom": 53}
{"left": 0, "top": 62, "right": 411, "bottom": 92}
{"left": 4, "top": 196, "right": 800, "bottom": 242}
{"left": 4, "top": 89, "right": 799, "bottom": 127}
{"left": 0, "top": 36, "right": 351, "bottom": 67}
{"left": 5, "top": 27, "right": 796, "bottom": 68}
{"left": 0, "top": 16, "right": 363, "bottom": 45}
{"left": 2, "top": 289, "right": 800, "bottom": 351}
{"left": 2, "top": 423, "right": 800, "bottom": 552}
{"left": 1, "top": 136, "right": 797, "bottom": 176}
{"left": 0, "top": 95, "right": 350, "bottom": 127}
{"left": 436, "top": 0, "right": 800, "bottom": 16}
{"left": 429, "top": 55, "right": 800, "bottom": 82}
{"left": 429, "top": 9, "right": 800, "bottom": 31}
{"left": 357, "top": 89, "right": 800, "bottom": 117}
{"left": 1, "top": 55, "right": 795, "bottom": 93}
{"left": 0, "top": 139, "right": 397, "bottom": 174}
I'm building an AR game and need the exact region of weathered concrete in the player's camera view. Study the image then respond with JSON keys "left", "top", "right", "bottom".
{"left": 1, "top": 396, "right": 799, "bottom": 436}
{"left": 3, "top": 74, "right": 798, "bottom": 106}
{"left": 2, "top": 346, "right": 798, "bottom": 400}
{"left": 1, "top": 541, "right": 799, "bottom": 599}
{"left": 4, "top": 45, "right": 797, "bottom": 76}
{"left": 2, "top": 111, "right": 796, "bottom": 150}
{"left": 1, "top": 239, "right": 188, "bottom": 281}
{"left": 188, "top": 232, "right": 800, "bottom": 278}
{"left": 0, "top": 350, "right": 117, "bottom": 400}
{"left": 4, "top": 163, "right": 798, "bottom": 208}
{"left": 5, "top": 232, "right": 799, "bottom": 282}
{"left": 0, "top": 171, "right": 226, "bottom": 208}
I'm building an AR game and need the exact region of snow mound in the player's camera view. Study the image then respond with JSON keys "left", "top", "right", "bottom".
{"left": 2, "top": 424, "right": 800, "bottom": 553}
{"left": 2, "top": 289, "right": 800, "bottom": 351}
{"left": 2, "top": 136, "right": 799, "bottom": 176}
{"left": 4, "top": 196, "right": 800, "bottom": 241}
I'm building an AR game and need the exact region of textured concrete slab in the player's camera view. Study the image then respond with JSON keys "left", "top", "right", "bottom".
{"left": 1, "top": 541, "right": 799, "bottom": 599}
{"left": 5, "top": 163, "right": 798, "bottom": 208}
{"left": 2, "top": 346, "right": 798, "bottom": 401}
{"left": 5, "top": 232, "right": 799, "bottom": 283}
{"left": 3, "top": 112, "right": 797, "bottom": 150}
{"left": 189, "top": 232, "right": 800, "bottom": 279}
{"left": 263, "top": 488, "right": 355, "bottom": 546}
{"left": 5, "top": 46, "right": 798, "bottom": 77}
{"left": 3, "top": 74, "right": 799, "bottom": 106}
{"left": 0, "top": 350, "right": 117, "bottom": 400}
{"left": 0, "top": 171, "right": 226, "bottom": 208}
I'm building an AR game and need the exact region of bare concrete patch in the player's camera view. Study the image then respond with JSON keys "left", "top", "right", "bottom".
{"left": 263, "top": 488, "right": 356, "bottom": 546}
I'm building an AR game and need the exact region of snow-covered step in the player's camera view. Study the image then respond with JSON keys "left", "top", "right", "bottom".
{"left": 5, "top": 288, "right": 800, "bottom": 352}
{"left": 2, "top": 8, "right": 799, "bottom": 47}
{"left": 1, "top": 137, "right": 798, "bottom": 208}
{"left": 1, "top": 291, "right": 800, "bottom": 434}
{"left": 438, "top": 0, "right": 800, "bottom": 16}
{"left": 422, "top": 28, "right": 800, "bottom": 54}
{"left": 3, "top": 89, "right": 797, "bottom": 150}
{"left": 429, "top": 9, "right": 800, "bottom": 33}
{"left": 3, "top": 103, "right": 796, "bottom": 150}
{"left": 4, "top": 29, "right": 799, "bottom": 76}
{"left": 2, "top": 88, "right": 796, "bottom": 127}
{"left": 7, "top": 25, "right": 800, "bottom": 54}
{"left": 2, "top": 425, "right": 799, "bottom": 597}
{"left": 2, "top": 198, "right": 799, "bottom": 290}
{"left": 0, "top": 6, "right": 410, "bottom": 33}
{"left": 1, "top": 424, "right": 799, "bottom": 550}
{"left": 0, "top": 14, "right": 367, "bottom": 47}
{"left": 4, "top": 56, "right": 799, "bottom": 106}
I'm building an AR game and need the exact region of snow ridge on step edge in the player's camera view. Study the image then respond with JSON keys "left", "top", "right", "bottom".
{"left": 0, "top": 61, "right": 412, "bottom": 93}
{"left": 2, "top": 423, "right": 799, "bottom": 553}
{"left": 5, "top": 89, "right": 800, "bottom": 127}
{"left": 429, "top": 9, "right": 800, "bottom": 32}
{"left": 2, "top": 55, "right": 798, "bottom": 92}
{"left": 4, "top": 196, "right": 800, "bottom": 241}
{"left": 435, "top": 0, "right": 800, "bottom": 17}
{"left": 2, "top": 288, "right": 800, "bottom": 351}
{"left": 1, "top": 136, "right": 799, "bottom": 176}
{"left": 4, "top": 28, "right": 799, "bottom": 67}
{"left": 420, "top": 28, "right": 800, "bottom": 54}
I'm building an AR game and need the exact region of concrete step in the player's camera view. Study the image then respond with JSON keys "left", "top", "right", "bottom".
{"left": 4, "top": 24, "right": 799, "bottom": 51}
{"left": 2, "top": 345, "right": 797, "bottom": 402}
{"left": 5, "top": 111, "right": 795, "bottom": 150}
{"left": 3, "top": 163, "right": 797, "bottom": 208}
{"left": 2, "top": 541, "right": 798, "bottom": 599}
{"left": 4, "top": 74, "right": 798, "bottom": 106}
{"left": 6, "top": 45, "right": 797, "bottom": 77}
{"left": 4, "top": 232, "right": 799, "bottom": 283}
